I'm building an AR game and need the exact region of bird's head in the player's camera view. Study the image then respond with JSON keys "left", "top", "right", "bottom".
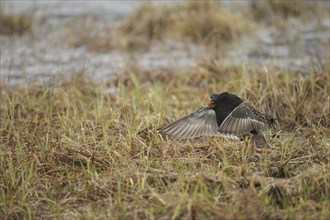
{"left": 208, "top": 94, "right": 220, "bottom": 108}
{"left": 208, "top": 92, "right": 243, "bottom": 109}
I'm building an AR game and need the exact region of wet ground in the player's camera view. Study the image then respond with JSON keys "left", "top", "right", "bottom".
{"left": 1, "top": 1, "right": 329, "bottom": 86}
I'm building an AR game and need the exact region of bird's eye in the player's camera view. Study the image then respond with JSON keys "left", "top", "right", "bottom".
{"left": 210, "top": 94, "right": 219, "bottom": 100}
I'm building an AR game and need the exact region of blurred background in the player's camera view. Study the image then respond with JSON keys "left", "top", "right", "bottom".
{"left": 1, "top": 0, "right": 329, "bottom": 86}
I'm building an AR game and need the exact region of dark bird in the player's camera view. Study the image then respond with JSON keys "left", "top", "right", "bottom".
{"left": 158, "top": 92, "right": 276, "bottom": 147}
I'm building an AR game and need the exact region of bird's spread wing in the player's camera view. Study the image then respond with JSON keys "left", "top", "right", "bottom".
{"left": 158, "top": 107, "right": 219, "bottom": 139}
{"left": 218, "top": 102, "right": 269, "bottom": 138}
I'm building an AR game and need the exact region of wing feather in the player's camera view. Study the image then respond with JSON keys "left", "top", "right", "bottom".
{"left": 219, "top": 102, "right": 270, "bottom": 138}
{"left": 158, "top": 107, "right": 218, "bottom": 139}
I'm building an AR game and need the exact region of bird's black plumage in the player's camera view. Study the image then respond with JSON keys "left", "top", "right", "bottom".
{"left": 210, "top": 92, "right": 243, "bottom": 126}
{"left": 158, "top": 92, "right": 276, "bottom": 147}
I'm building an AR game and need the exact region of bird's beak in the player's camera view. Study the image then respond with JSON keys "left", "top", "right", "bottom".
{"left": 208, "top": 100, "right": 215, "bottom": 108}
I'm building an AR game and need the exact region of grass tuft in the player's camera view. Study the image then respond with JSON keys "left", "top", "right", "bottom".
{"left": 0, "top": 12, "right": 32, "bottom": 36}
{"left": 65, "top": 16, "right": 113, "bottom": 53}
{"left": 116, "top": 1, "right": 254, "bottom": 50}
{"left": 250, "top": 0, "right": 326, "bottom": 23}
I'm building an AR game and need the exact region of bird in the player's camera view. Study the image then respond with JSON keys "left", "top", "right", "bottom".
{"left": 158, "top": 92, "right": 277, "bottom": 148}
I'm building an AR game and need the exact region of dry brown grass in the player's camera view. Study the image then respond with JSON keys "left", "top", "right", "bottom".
{"left": 115, "top": 1, "right": 254, "bottom": 50}
{"left": 115, "top": 4, "right": 171, "bottom": 50}
{"left": 62, "top": 2, "right": 253, "bottom": 52}
{"left": 1, "top": 63, "right": 329, "bottom": 219}
{"left": 62, "top": 1, "right": 329, "bottom": 53}
{"left": 60, "top": 1, "right": 329, "bottom": 53}
{"left": 0, "top": 12, "right": 32, "bottom": 36}
{"left": 65, "top": 16, "right": 113, "bottom": 53}
{"left": 250, "top": 0, "right": 325, "bottom": 23}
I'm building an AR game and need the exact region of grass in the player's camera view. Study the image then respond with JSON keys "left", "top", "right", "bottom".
{"left": 250, "top": 0, "right": 325, "bottom": 23}
{"left": 1, "top": 63, "right": 329, "bottom": 219}
{"left": 61, "top": 1, "right": 329, "bottom": 53}
{"left": 116, "top": 1, "right": 253, "bottom": 51}
{"left": 65, "top": 16, "right": 113, "bottom": 53}
{"left": 118, "top": 1, "right": 252, "bottom": 49}
{"left": 65, "top": 1, "right": 254, "bottom": 52}
{"left": 0, "top": 11, "right": 32, "bottom": 36}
